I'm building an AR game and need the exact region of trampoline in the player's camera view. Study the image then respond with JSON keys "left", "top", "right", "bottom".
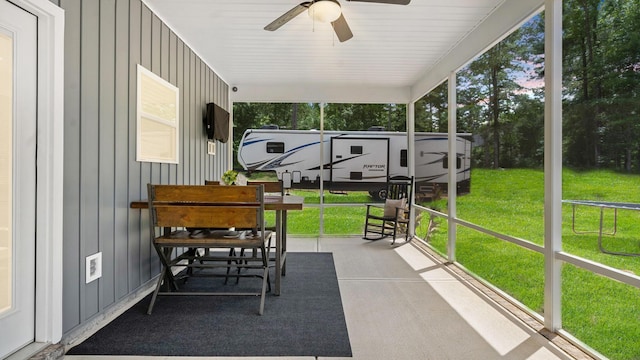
{"left": 563, "top": 200, "right": 640, "bottom": 256}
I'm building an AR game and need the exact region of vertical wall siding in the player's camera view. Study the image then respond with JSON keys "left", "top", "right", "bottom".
{"left": 57, "top": 0, "right": 230, "bottom": 334}
{"left": 59, "top": 0, "right": 81, "bottom": 330}
{"left": 98, "top": 0, "right": 116, "bottom": 310}
{"left": 114, "top": 0, "right": 130, "bottom": 302}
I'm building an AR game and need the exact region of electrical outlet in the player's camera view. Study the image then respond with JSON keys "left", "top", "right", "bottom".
{"left": 86, "top": 252, "right": 102, "bottom": 283}
{"left": 207, "top": 140, "right": 215, "bottom": 155}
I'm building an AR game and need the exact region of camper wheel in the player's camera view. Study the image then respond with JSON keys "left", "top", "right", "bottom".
{"left": 369, "top": 188, "right": 387, "bottom": 201}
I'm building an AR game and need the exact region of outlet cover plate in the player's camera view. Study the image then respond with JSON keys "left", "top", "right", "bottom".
{"left": 86, "top": 252, "right": 102, "bottom": 283}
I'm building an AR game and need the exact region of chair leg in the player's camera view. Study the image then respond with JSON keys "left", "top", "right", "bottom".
{"left": 363, "top": 215, "right": 369, "bottom": 239}
{"left": 186, "top": 248, "right": 195, "bottom": 276}
{"left": 391, "top": 221, "right": 398, "bottom": 244}
{"left": 266, "top": 270, "right": 271, "bottom": 293}
{"left": 363, "top": 214, "right": 386, "bottom": 240}
{"left": 363, "top": 219, "right": 391, "bottom": 240}
{"left": 391, "top": 222, "right": 411, "bottom": 244}
{"left": 224, "top": 248, "right": 238, "bottom": 284}
{"left": 258, "top": 244, "right": 271, "bottom": 315}
{"left": 363, "top": 212, "right": 375, "bottom": 240}
{"left": 258, "top": 266, "right": 269, "bottom": 315}
{"left": 266, "top": 231, "right": 274, "bottom": 260}
{"left": 147, "top": 267, "right": 167, "bottom": 315}
{"left": 235, "top": 248, "right": 248, "bottom": 284}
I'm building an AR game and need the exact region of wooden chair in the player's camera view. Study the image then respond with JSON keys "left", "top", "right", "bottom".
{"left": 208, "top": 179, "right": 282, "bottom": 255}
{"left": 247, "top": 180, "right": 284, "bottom": 195}
{"left": 363, "top": 176, "right": 414, "bottom": 244}
{"left": 247, "top": 181, "right": 283, "bottom": 254}
{"left": 146, "top": 184, "right": 271, "bottom": 315}
{"left": 247, "top": 180, "right": 284, "bottom": 233}
{"left": 204, "top": 178, "right": 242, "bottom": 281}
{"left": 205, "top": 179, "right": 283, "bottom": 280}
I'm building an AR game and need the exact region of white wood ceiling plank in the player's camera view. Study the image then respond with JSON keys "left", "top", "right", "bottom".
{"left": 143, "top": 0, "right": 537, "bottom": 103}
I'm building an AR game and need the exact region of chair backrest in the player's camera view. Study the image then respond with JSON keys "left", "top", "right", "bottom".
{"left": 247, "top": 180, "right": 284, "bottom": 195}
{"left": 381, "top": 176, "right": 413, "bottom": 219}
{"left": 147, "top": 184, "right": 265, "bottom": 231}
{"left": 386, "top": 176, "right": 413, "bottom": 202}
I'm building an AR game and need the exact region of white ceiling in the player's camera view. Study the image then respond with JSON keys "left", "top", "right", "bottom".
{"left": 143, "top": 0, "right": 543, "bottom": 103}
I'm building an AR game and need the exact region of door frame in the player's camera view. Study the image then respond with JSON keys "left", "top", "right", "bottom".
{"left": 8, "top": 0, "right": 64, "bottom": 345}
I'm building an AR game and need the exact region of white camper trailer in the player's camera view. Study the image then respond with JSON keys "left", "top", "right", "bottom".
{"left": 237, "top": 129, "right": 472, "bottom": 199}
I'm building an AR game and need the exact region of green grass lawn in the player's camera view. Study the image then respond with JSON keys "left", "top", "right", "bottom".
{"left": 265, "top": 168, "right": 640, "bottom": 360}
{"left": 422, "top": 168, "right": 640, "bottom": 360}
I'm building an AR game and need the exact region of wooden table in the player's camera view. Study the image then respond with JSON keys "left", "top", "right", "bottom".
{"left": 131, "top": 195, "right": 304, "bottom": 295}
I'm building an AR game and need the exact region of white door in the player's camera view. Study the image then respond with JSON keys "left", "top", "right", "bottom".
{"left": 0, "top": 0, "right": 37, "bottom": 357}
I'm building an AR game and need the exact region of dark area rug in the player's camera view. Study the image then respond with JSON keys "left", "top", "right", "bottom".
{"left": 66, "top": 252, "right": 352, "bottom": 357}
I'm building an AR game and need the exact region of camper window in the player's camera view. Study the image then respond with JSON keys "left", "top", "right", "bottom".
{"left": 400, "top": 149, "right": 407, "bottom": 167}
{"left": 443, "top": 156, "right": 461, "bottom": 169}
{"left": 267, "top": 142, "right": 285, "bottom": 153}
{"left": 351, "top": 146, "right": 363, "bottom": 154}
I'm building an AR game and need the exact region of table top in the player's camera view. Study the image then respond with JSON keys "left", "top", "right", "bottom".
{"left": 131, "top": 195, "right": 304, "bottom": 210}
{"left": 563, "top": 199, "right": 640, "bottom": 211}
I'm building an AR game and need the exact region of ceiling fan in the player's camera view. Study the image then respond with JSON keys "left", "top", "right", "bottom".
{"left": 264, "top": 0, "right": 410, "bottom": 42}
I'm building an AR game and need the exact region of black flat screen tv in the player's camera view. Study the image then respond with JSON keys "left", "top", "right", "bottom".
{"left": 204, "top": 102, "right": 230, "bottom": 143}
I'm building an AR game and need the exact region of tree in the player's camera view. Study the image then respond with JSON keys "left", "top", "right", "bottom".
{"left": 562, "top": 0, "right": 603, "bottom": 168}
{"left": 598, "top": 0, "right": 640, "bottom": 171}
{"left": 415, "top": 81, "right": 448, "bottom": 132}
{"left": 560, "top": 0, "right": 640, "bottom": 172}
{"left": 456, "top": 25, "right": 534, "bottom": 168}
{"left": 323, "top": 103, "right": 406, "bottom": 131}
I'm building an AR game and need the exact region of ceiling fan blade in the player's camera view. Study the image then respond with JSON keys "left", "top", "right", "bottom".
{"left": 264, "top": 2, "right": 311, "bottom": 31}
{"left": 347, "top": 0, "right": 410, "bottom": 4}
{"left": 331, "top": 14, "right": 353, "bottom": 42}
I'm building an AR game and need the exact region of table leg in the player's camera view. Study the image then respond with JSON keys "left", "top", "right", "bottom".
{"left": 598, "top": 207, "right": 606, "bottom": 253}
{"left": 275, "top": 210, "right": 282, "bottom": 295}
{"left": 282, "top": 210, "right": 287, "bottom": 276}
{"left": 598, "top": 207, "right": 640, "bottom": 256}
{"left": 571, "top": 204, "right": 618, "bottom": 235}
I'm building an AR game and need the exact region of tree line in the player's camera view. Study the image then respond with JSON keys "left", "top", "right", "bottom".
{"left": 233, "top": 1, "right": 640, "bottom": 172}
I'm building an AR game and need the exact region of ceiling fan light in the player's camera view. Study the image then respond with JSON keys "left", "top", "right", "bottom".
{"left": 308, "top": 1, "right": 341, "bottom": 23}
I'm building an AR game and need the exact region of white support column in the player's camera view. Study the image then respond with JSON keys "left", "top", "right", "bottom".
{"left": 447, "top": 72, "right": 457, "bottom": 262}
{"left": 407, "top": 102, "right": 416, "bottom": 236}
{"left": 544, "top": 0, "right": 563, "bottom": 331}
{"left": 319, "top": 103, "right": 325, "bottom": 235}
{"left": 228, "top": 98, "right": 234, "bottom": 170}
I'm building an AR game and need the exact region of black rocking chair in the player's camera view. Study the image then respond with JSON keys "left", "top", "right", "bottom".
{"left": 363, "top": 176, "right": 414, "bottom": 244}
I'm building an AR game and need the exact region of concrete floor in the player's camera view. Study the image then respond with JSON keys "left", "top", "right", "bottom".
{"left": 64, "top": 236, "right": 594, "bottom": 360}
